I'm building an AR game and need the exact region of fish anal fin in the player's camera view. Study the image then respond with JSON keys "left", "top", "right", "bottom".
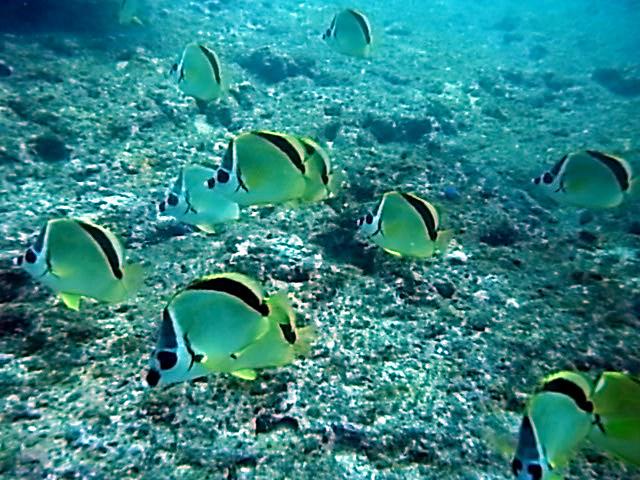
{"left": 195, "top": 224, "right": 217, "bottom": 234}
{"left": 60, "top": 292, "right": 81, "bottom": 311}
{"left": 231, "top": 369, "right": 257, "bottom": 381}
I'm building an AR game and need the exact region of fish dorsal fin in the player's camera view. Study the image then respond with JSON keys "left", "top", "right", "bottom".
{"left": 550, "top": 154, "right": 568, "bottom": 177}
{"left": 75, "top": 219, "right": 124, "bottom": 280}
{"left": 347, "top": 9, "right": 372, "bottom": 44}
{"left": 254, "top": 131, "right": 306, "bottom": 174}
{"left": 585, "top": 150, "right": 631, "bottom": 191}
{"left": 198, "top": 44, "right": 222, "bottom": 85}
{"left": 400, "top": 193, "right": 439, "bottom": 241}
{"left": 186, "top": 273, "right": 269, "bottom": 315}
{"left": 159, "top": 307, "right": 178, "bottom": 349}
{"left": 541, "top": 376, "right": 594, "bottom": 413}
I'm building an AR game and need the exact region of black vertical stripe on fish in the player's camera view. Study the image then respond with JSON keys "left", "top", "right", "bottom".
{"left": 329, "top": 15, "right": 336, "bottom": 34}
{"left": 76, "top": 220, "right": 123, "bottom": 280}
{"left": 550, "top": 154, "right": 568, "bottom": 177}
{"left": 302, "top": 139, "right": 329, "bottom": 185}
{"left": 222, "top": 139, "right": 235, "bottom": 171}
{"left": 541, "top": 377, "right": 594, "bottom": 413}
{"left": 400, "top": 193, "right": 438, "bottom": 241}
{"left": 279, "top": 322, "right": 297, "bottom": 344}
{"left": 159, "top": 308, "right": 178, "bottom": 349}
{"left": 34, "top": 223, "right": 48, "bottom": 253}
{"left": 198, "top": 45, "right": 221, "bottom": 85}
{"left": 347, "top": 9, "right": 372, "bottom": 44}
{"left": 186, "top": 276, "right": 269, "bottom": 315}
{"left": 255, "top": 131, "right": 306, "bottom": 174}
{"left": 586, "top": 150, "right": 630, "bottom": 191}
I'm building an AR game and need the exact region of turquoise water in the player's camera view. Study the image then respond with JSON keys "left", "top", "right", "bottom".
{"left": 0, "top": 1, "right": 639, "bottom": 479}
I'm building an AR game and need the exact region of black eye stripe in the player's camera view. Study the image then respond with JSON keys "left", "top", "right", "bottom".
{"left": 157, "top": 351, "right": 178, "bottom": 370}
{"left": 365, "top": 214, "right": 373, "bottom": 224}
{"left": 542, "top": 172, "right": 553, "bottom": 184}
{"left": 168, "top": 193, "right": 179, "bottom": 206}
{"left": 25, "top": 249, "right": 37, "bottom": 264}
{"left": 217, "top": 169, "right": 230, "bottom": 183}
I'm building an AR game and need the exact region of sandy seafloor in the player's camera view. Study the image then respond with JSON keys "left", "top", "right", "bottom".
{"left": 0, "top": 0, "right": 639, "bottom": 478}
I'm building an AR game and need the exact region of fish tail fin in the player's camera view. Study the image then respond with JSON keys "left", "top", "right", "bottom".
{"left": 627, "top": 177, "right": 640, "bottom": 201}
{"left": 292, "top": 326, "right": 316, "bottom": 357}
{"left": 266, "top": 291, "right": 296, "bottom": 325}
{"left": 122, "top": 263, "right": 144, "bottom": 299}
{"left": 435, "top": 230, "right": 454, "bottom": 254}
{"left": 328, "top": 169, "right": 346, "bottom": 197}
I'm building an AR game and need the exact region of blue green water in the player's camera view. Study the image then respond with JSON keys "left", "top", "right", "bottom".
{"left": 0, "top": 1, "right": 639, "bottom": 479}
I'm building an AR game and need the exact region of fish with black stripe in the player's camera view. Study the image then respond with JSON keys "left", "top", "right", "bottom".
{"left": 512, "top": 371, "right": 596, "bottom": 479}
{"left": 206, "top": 130, "right": 310, "bottom": 206}
{"left": 297, "top": 136, "right": 344, "bottom": 202}
{"left": 145, "top": 273, "right": 314, "bottom": 386}
{"left": 356, "top": 191, "right": 452, "bottom": 258}
{"left": 532, "top": 150, "right": 638, "bottom": 208}
{"left": 158, "top": 165, "right": 240, "bottom": 234}
{"left": 14, "top": 218, "right": 143, "bottom": 310}
{"left": 170, "top": 42, "right": 226, "bottom": 103}
{"left": 322, "top": 8, "right": 374, "bottom": 58}
{"left": 588, "top": 371, "right": 640, "bottom": 467}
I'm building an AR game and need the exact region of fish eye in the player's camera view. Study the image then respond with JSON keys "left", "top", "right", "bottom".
{"left": 167, "top": 193, "right": 179, "bottom": 206}
{"left": 542, "top": 172, "right": 553, "bottom": 184}
{"left": 527, "top": 464, "right": 543, "bottom": 480}
{"left": 511, "top": 458, "right": 522, "bottom": 475}
{"left": 206, "top": 177, "right": 215, "bottom": 189}
{"left": 365, "top": 214, "right": 373, "bottom": 225}
{"left": 146, "top": 369, "right": 160, "bottom": 387}
{"left": 217, "top": 169, "right": 230, "bottom": 184}
{"left": 158, "top": 201, "right": 166, "bottom": 213}
{"left": 533, "top": 177, "right": 541, "bottom": 185}
{"left": 157, "top": 351, "right": 177, "bottom": 370}
{"left": 25, "top": 248, "right": 37, "bottom": 264}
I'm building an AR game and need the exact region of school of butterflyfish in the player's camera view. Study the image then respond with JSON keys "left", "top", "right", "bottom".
{"left": 12, "top": 4, "right": 640, "bottom": 478}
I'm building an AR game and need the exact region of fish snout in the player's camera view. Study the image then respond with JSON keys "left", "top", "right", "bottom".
{"left": 158, "top": 200, "right": 166, "bottom": 213}
{"left": 13, "top": 255, "right": 23, "bottom": 267}
{"left": 206, "top": 177, "right": 216, "bottom": 189}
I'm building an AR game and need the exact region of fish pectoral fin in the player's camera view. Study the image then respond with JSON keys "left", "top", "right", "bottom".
{"left": 195, "top": 223, "right": 217, "bottom": 234}
{"left": 230, "top": 369, "right": 257, "bottom": 381}
{"left": 59, "top": 292, "right": 81, "bottom": 311}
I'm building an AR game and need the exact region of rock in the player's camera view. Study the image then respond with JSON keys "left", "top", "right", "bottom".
{"left": 324, "top": 121, "right": 340, "bottom": 141}
{"left": 592, "top": 67, "right": 640, "bottom": 97}
{"left": 479, "top": 219, "right": 519, "bottom": 247}
{"left": 628, "top": 221, "right": 640, "bottom": 236}
{"left": 443, "top": 186, "right": 461, "bottom": 201}
{"left": 31, "top": 133, "right": 70, "bottom": 162}
{"left": 0, "top": 62, "right": 11, "bottom": 77}
{"left": 238, "top": 47, "right": 315, "bottom": 84}
{"left": 0, "top": 269, "right": 31, "bottom": 303}
{"left": 332, "top": 423, "right": 369, "bottom": 450}
{"left": 529, "top": 45, "right": 548, "bottom": 61}
{"left": 255, "top": 414, "right": 299, "bottom": 434}
{"left": 434, "top": 280, "right": 456, "bottom": 299}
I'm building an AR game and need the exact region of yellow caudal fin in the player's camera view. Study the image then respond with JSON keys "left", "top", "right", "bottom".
{"left": 60, "top": 292, "right": 81, "bottom": 310}
{"left": 266, "top": 291, "right": 296, "bottom": 326}
{"left": 589, "top": 372, "right": 640, "bottom": 466}
{"left": 435, "top": 230, "right": 454, "bottom": 254}
{"left": 292, "top": 326, "right": 316, "bottom": 357}
{"left": 123, "top": 263, "right": 144, "bottom": 299}
{"left": 231, "top": 369, "right": 257, "bottom": 381}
